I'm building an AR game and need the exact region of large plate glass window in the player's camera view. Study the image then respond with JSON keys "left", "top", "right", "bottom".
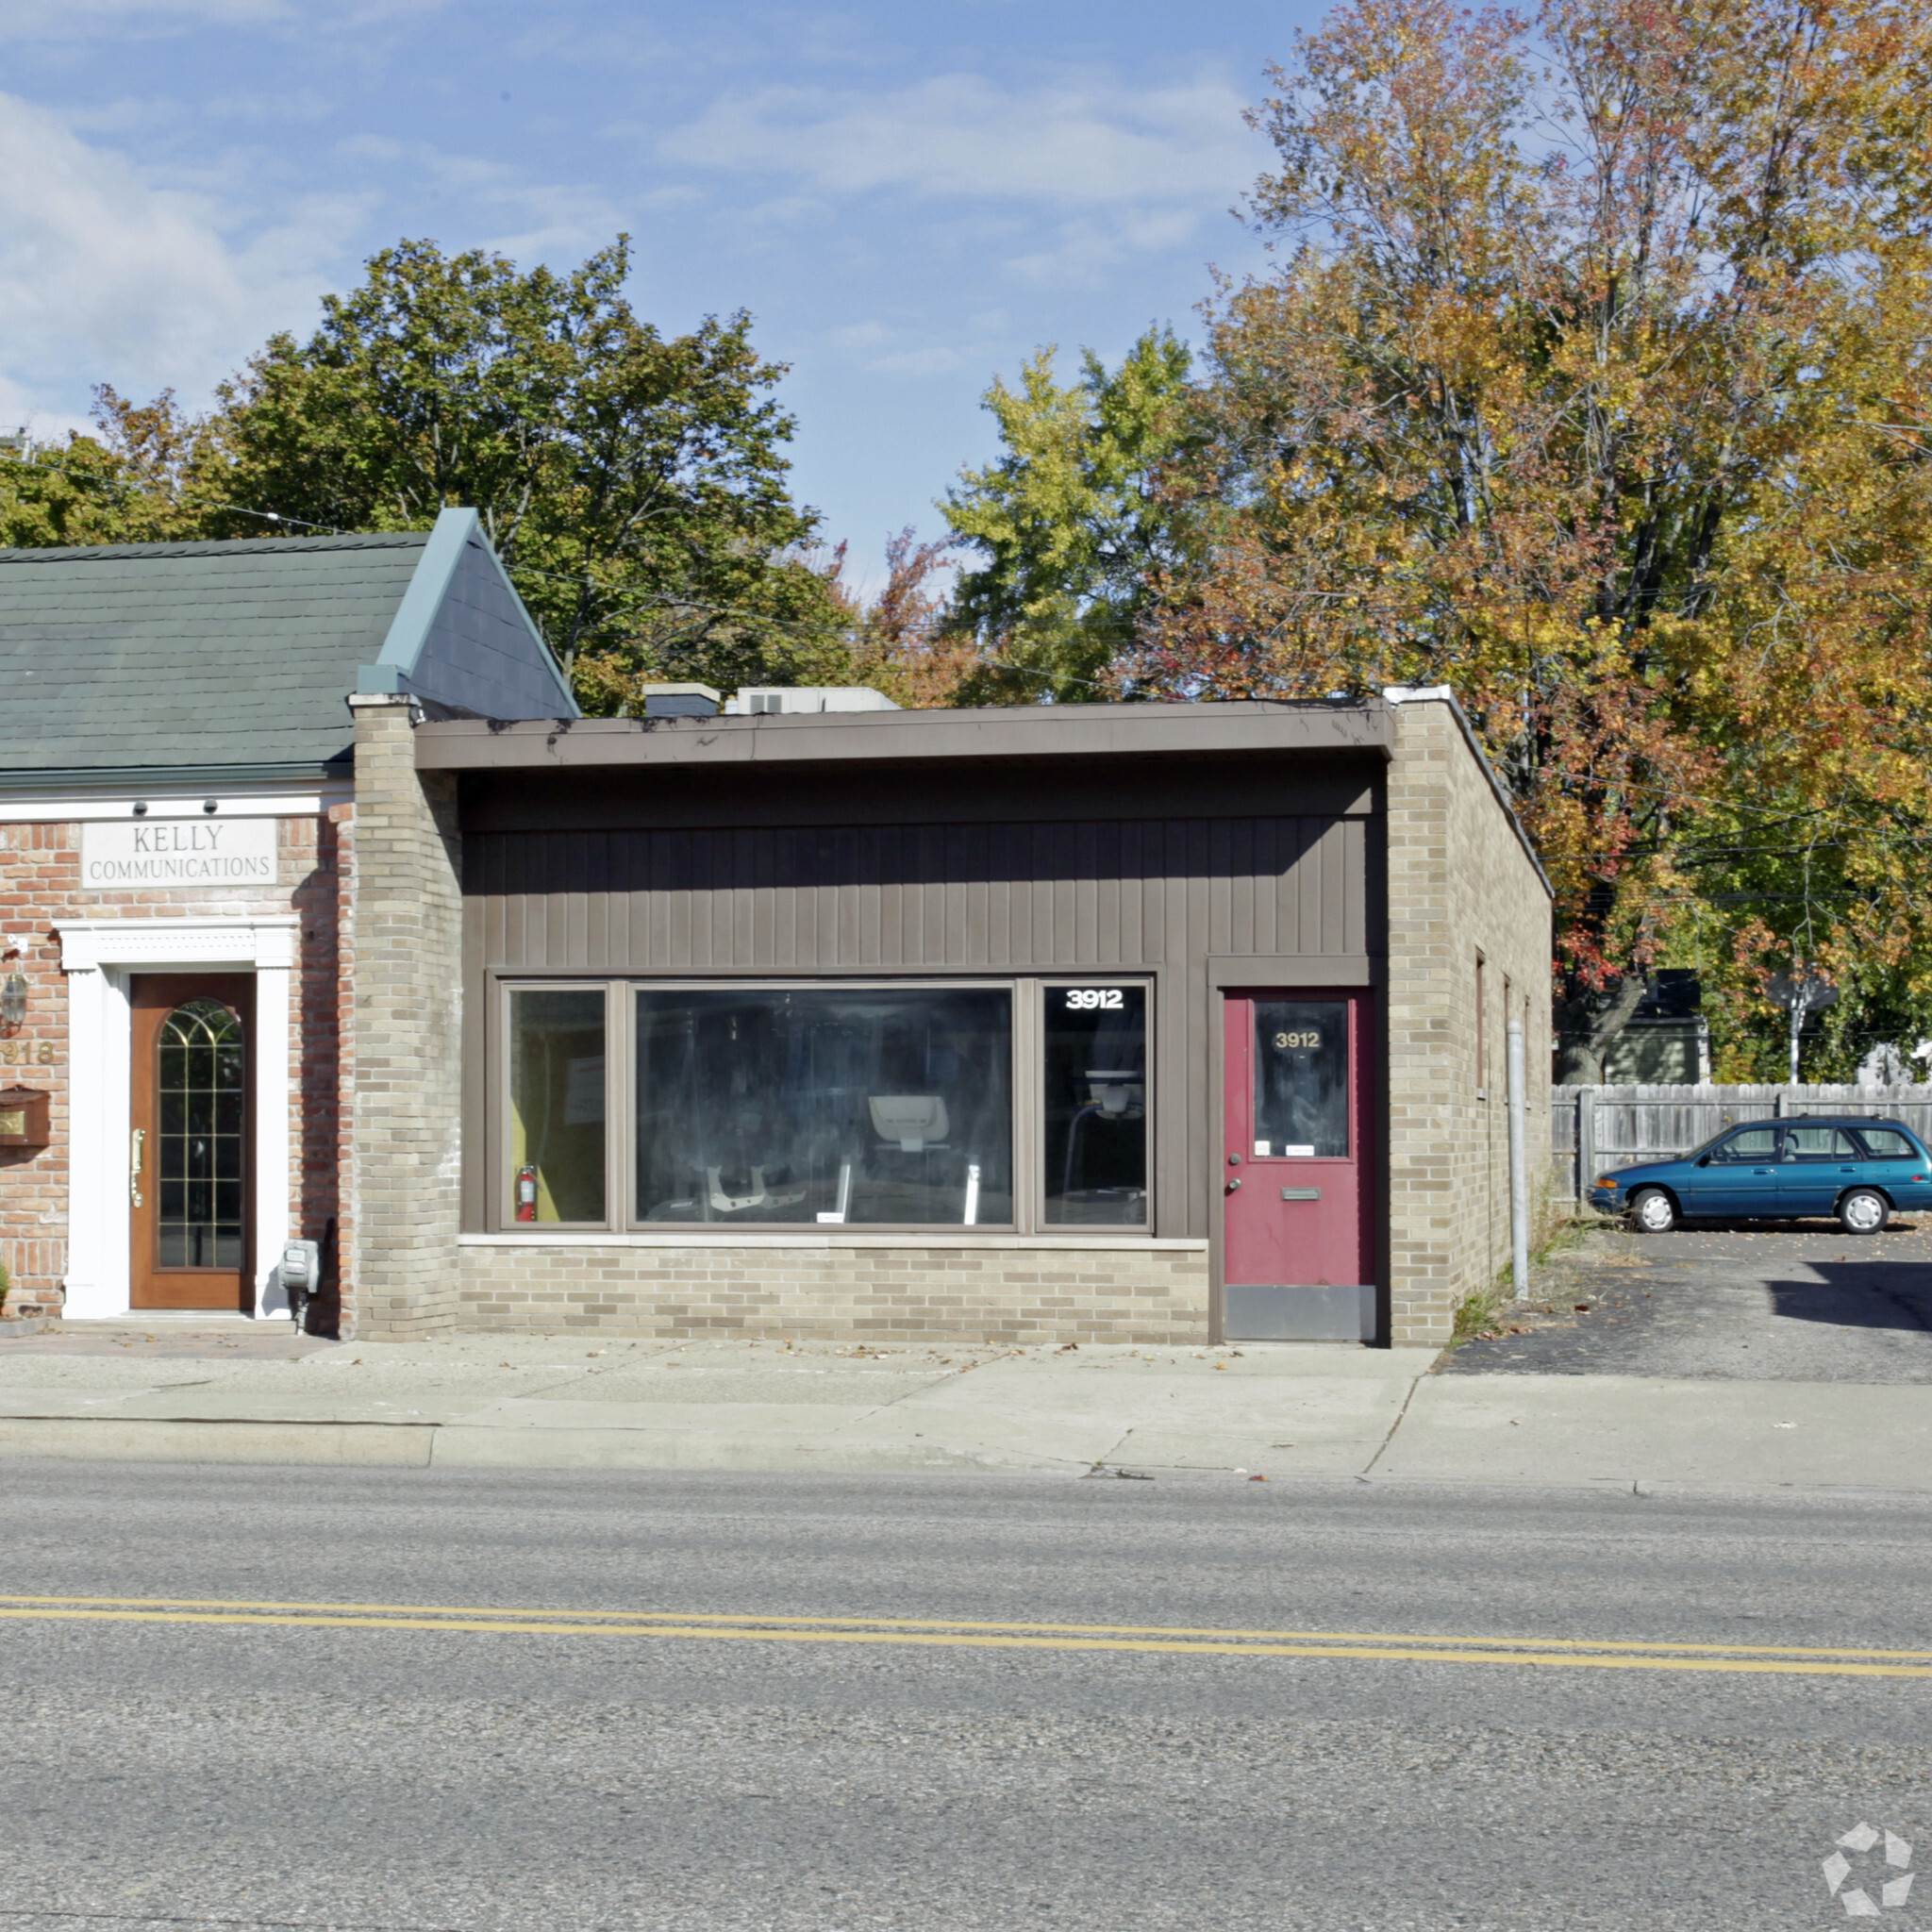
{"left": 508, "top": 988, "right": 608, "bottom": 1223}
{"left": 1252, "top": 998, "right": 1348, "bottom": 1158}
{"left": 634, "top": 986, "right": 1013, "bottom": 1225}
{"left": 1043, "top": 984, "right": 1147, "bottom": 1225}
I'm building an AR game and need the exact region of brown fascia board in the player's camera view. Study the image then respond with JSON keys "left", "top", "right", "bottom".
{"left": 411, "top": 698, "right": 1397, "bottom": 773}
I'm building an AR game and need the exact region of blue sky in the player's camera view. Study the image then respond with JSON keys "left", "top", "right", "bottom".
{"left": 0, "top": 0, "right": 1325, "bottom": 586}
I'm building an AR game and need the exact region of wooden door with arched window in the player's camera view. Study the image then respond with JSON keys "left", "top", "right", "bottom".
{"left": 130, "top": 975, "right": 254, "bottom": 1311}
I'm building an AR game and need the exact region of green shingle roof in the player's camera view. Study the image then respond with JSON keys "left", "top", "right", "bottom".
{"left": 0, "top": 532, "right": 430, "bottom": 777}
{"left": 0, "top": 518, "right": 576, "bottom": 783}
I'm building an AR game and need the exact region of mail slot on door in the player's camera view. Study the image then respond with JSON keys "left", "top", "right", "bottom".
{"left": 1280, "top": 1187, "right": 1322, "bottom": 1202}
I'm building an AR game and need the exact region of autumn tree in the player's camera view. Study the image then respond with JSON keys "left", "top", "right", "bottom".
{"left": 1131, "top": 0, "right": 1932, "bottom": 1077}
{"left": 809, "top": 527, "right": 979, "bottom": 708}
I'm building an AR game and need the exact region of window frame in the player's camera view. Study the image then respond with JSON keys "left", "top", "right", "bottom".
{"left": 488, "top": 973, "right": 1156, "bottom": 1237}
{"left": 1036, "top": 977, "right": 1155, "bottom": 1233}
{"left": 494, "top": 978, "right": 620, "bottom": 1231}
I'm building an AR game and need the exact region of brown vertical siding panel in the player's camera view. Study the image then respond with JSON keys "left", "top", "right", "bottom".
{"left": 1094, "top": 823, "right": 1123, "bottom": 964}
{"left": 877, "top": 828, "right": 905, "bottom": 967}
{"left": 749, "top": 824, "right": 775, "bottom": 968}
{"left": 1047, "top": 823, "right": 1078, "bottom": 963}
{"left": 1344, "top": 816, "right": 1368, "bottom": 954}
{"left": 584, "top": 833, "right": 611, "bottom": 966}
{"left": 567, "top": 833, "right": 591, "bottom": 967}
{"left": 1258, "top": 819, "right": 1286, "bottom": 955}
{"left": 920, "top": 825, "right": 947, "bottom": 963}
{"left": 1205, "top": 819, "right": 1231, "bottom": 957}
{"left": 1315, "top": 820, "right": 1339, "bottom": 957}
{"left": 555, "top": 834, "right": 578, "bottom": 963}
{"left": 1071, "top": 822, "right": 1098, "bottom": 963}
{"left": 671, "top": 829, "right": 695, "bottom": 967}
{"left": 507, "top": 838, "right": 534, "bottom": 968}
{"left": 1318, "top": 820, "right": 1347, "bottom": 955}
{"left": 1116, "top": 824, "right": 1142, "bottom": 968}
{"left": 1231, "top": 819, "right": 1257, "bottom": 956}
{"left": 986, "top": 825, "right": 1012, "bottom": 966}
{"left": 1003, "top": 828, "right": 1031, "bottom": 964}
{"left": 958, "top": 824, "right": 990, "bottom": 965}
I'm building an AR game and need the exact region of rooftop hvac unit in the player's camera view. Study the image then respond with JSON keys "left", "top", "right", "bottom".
{"left": 725, "top": 687, "right": 900, "bottom": 715}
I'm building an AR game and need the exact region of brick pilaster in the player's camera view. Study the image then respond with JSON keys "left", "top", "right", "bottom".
{"left": 346, "top": 695, "right": 463, "bottom": 1338}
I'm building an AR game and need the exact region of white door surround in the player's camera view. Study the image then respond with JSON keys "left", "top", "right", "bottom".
{"left": 59, "top": 917, "right": 298, "bottom": 1320}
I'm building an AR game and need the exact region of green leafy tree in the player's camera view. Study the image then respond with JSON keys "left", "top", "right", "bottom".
{"left": 185, "top": 237, "right": 847, "bottom": 709}
{"left": 941, "top": 326, "right": 1194, "bottom": 702}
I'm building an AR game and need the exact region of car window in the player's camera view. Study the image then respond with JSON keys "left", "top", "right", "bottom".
{"left": 1710, "top": 1125, "right": 1780, "bottom": 1163}
{"left": 1784, "top": 1126, "right": 1858, "bottom": 1161}
{"left": 1853, "top": 1126, "right": 1920, "bottom": 1159}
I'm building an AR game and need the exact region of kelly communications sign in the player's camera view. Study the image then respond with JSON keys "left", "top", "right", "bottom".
{"left": 80, "top": 818, "right": 278, "bottom": 890}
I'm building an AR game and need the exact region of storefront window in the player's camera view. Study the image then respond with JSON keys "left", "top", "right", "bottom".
{"left": 634, "top": 986, "right": 1012, "bottom": 1225}
{"left": 1253, "top": 999, "right": 1349, "bottom": 1158}
{"left": 508, "top": 989, "right": 607, "bottom": 1222}
{"left": 1043, "top": 985, "right": 1147, "bottom": 1225}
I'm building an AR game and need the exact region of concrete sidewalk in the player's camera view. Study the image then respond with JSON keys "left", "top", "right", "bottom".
{"left": 1, "top": 1323, "right": 1928, "bottom": 1495}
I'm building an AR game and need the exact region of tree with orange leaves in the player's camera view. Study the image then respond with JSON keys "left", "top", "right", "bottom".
{"left": 1131, "top": 0, "right": 1932, "bottom": 1077}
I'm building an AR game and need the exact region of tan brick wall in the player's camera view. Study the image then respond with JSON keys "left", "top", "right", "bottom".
{"left": 458, "top": 1241, "right": 1211, "bottom": 1345}
{"left": 0, "top": 813, "right": 341, "bottom": 1320}
{"left": 1383, "top": 696, "right": 1554, "bottom": 1345}
{"left": 345, "top": 696, "right": 464, "bottom": 1340}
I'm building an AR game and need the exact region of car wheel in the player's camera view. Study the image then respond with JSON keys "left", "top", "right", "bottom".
{"left": 1629, "top": 1188, "right": 1678, "bottom": 1233}
{"left": 1839, "top": 1188, "right": 1890, "bottom": 1236}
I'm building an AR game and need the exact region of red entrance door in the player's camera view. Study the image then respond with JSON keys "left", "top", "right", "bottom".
{"left": 1221, "top": 990, "right": 1374, "bottom": 1340}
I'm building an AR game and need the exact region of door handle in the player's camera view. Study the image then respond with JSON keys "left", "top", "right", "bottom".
{"left": 129, "top": 1127, "right": 145, "bottom": 1207}
{"left": 1752, "top": 1168, "right": 1773, "bottom": 1174}
{"left": 1225, "top": 1176, "right": 1242, "bottom": 1192}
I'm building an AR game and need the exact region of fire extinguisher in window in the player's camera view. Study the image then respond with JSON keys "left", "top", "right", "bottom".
{"left": 516, "top": 1164, "right": 538, "bottom": 1223}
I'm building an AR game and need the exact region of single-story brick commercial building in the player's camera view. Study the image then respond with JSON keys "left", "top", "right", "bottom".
{"left": 0, "top": 517, "right": 1552, "bottom": 1347}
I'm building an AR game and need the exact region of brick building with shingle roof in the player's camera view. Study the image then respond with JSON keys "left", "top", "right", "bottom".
{"left": 0, "top": 511, "right": 572, "bottom": 1328}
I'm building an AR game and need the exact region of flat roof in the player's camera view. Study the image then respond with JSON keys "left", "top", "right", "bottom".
{"left": 413, "top": 698, "right": 1397, "bottom": 773}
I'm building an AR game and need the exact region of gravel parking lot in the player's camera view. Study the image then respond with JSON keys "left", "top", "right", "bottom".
{"left": 1443, "top": 1223, "right": 1932, "bottom": 1380}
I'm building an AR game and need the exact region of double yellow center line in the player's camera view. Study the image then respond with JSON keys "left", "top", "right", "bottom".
{"left": 0, "top": 1593, "right": 1925, "bottom": 1677}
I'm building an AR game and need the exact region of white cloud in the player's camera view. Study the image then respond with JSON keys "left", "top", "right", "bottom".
{"left": 0, "top": 92, "right": 359, "bottom": 425}
{"left": 658, "top": 71, "right": 1263, "bottom": 208}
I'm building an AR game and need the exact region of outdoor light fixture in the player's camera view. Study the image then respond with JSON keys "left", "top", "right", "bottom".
{"left": 0, "top": 943, "right": 25, "bottom": 1027}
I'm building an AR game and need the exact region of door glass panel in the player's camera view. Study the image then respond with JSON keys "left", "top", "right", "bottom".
{"left": 634, "top": 987, "right": 1012, "bottom": 1225}
{"left": 509, "top": 989, "right": 608, "bottom": 1223}
{"left": 1044, "top": 985, "right": 1147, "bottom": 1225}
{"left": 1710, "top": 1126, "right": 1779, "bottom": 1162}
{"left": 1253, "top": 1000, "right": 1348, "bottom": 1158}
{"left": 155, "top": 998, "right": 245, "bottom": 1268}
{"left": 1784, "top": 1126, "right": 1857, "bottom": 1162}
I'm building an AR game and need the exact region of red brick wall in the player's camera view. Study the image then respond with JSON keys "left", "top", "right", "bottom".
{"left": 0, "top": 813, "right": 345, "bottom": 1322}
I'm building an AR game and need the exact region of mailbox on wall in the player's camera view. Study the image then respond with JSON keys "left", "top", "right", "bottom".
{"left": 0, "top": 1087, "right": 50, "bottom": 1149}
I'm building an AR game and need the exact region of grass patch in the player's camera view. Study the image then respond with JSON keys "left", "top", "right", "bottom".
{"left": 1450, "top": 1280, "right": 1513, "bottom": 1347}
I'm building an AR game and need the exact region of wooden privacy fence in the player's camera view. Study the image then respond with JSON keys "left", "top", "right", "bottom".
{"left": 1551, "top": 1085, "right": 1932, "bottom": 1201}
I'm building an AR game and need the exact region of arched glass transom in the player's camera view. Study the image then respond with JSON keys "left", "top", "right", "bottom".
{"left": 157, "top": 998, "right": 245, "bottom": 1268}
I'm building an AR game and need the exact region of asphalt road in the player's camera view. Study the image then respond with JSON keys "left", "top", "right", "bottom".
{"left": 0, "top": 1463, "right": 1926, "bottom": 1931}
{"left": 1446, "top": 1225, "right": 1932, "bottom": 1380}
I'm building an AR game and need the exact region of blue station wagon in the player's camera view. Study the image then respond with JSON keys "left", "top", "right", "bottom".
{"left": 1590, "top": 1116, "right": 1932, "bottom": 1235}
